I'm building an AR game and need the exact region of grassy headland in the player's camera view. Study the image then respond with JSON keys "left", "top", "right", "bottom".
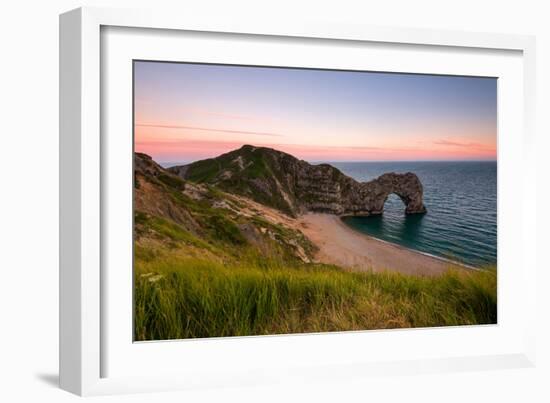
{"left": 133, "top": 151, "right": 497, "bottom": 341}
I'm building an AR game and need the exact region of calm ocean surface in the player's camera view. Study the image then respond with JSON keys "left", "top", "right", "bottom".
{"left": 329, "top": 161, "right": 497, "bottom": 267}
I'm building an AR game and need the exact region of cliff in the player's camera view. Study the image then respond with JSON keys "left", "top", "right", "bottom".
{"left": 168, "top": 145, "right": 427, "bottom": 217}
{"left": 134, "top": 152, "right": 317, "bottom": 264}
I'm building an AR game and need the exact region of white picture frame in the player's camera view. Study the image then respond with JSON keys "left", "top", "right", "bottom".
{"left": 59, "top": 6, "right": 537, "bottom": 396}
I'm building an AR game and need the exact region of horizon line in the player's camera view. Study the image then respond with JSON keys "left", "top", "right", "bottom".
{"left": 154, "top": 157, "right": 497, "bottom": 166}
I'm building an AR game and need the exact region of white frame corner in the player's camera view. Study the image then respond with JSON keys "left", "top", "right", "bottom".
{"left": 59, "top": 6, "right": 537, "bottom": 396}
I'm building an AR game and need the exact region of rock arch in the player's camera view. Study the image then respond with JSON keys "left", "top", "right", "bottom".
{"left": 168, "top": 145, "right": 427, "bottom": 217}
{"left": 338, "top": 172, "right": 427, "bottom": 216}
{"left": 363, "top": 172, "right": 427, "bottom": 215}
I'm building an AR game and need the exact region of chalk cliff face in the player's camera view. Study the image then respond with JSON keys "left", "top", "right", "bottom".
{"left": 168, "top": 145, "right": 427, "bottom": 217}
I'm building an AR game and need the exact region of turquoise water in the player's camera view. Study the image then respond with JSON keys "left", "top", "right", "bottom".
{"left": 330, "top": 161, "right": 497, "bottom": 267}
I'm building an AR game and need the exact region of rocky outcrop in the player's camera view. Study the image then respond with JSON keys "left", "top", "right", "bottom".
{"left": 169, "top": 145, "right": 427, "bottom": 217}
{"left": 133, "top": 152, "right": 318, "bottom": 263}
{"left": 347, "top": 172, "right": 427, "bottom": 215}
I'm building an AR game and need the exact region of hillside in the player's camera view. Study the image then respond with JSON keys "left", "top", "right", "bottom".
{"left": 168, "top": 145, "right": 427, "bottom": 217}
{"left": 133, "top": 150, "right": 496, "bottom": 341}
{"left": 134, "top": 152, "right": 316, "bottom": 264}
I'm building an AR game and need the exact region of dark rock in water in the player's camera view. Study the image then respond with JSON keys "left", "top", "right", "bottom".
{"left": 357, "top": 172, "right": 427, "bottom": 215}
{"left": 168, "top": 145, "right": 427, "bottom": 217}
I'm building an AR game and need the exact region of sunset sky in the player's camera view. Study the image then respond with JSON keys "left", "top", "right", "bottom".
{"left": 134, "top": 61, "right": 497, "bottom": 164}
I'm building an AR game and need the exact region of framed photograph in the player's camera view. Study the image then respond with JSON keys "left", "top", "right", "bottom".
{"left": 60, "top": 7, "right": 537, "bottom": 396}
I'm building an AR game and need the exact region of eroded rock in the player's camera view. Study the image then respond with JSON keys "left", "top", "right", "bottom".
{"left": 169, "top": 145, "right": 427, "bottom": 216}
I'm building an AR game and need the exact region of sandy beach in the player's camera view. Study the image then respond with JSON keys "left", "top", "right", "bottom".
{"left": 229, "top": 194, "right": 465, "bottom": 276}
{"left": 297, "top": 213, "right": 463, "bottom": 276}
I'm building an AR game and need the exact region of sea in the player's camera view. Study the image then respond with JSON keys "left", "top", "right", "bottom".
{"left": 328, "top": 161, "right": 497, "bottom": 268}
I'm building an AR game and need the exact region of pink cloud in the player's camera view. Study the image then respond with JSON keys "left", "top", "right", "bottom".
{"left": 136, "top": 123, "right": 283, "bottom": 137}
{"left": 136, "top": 137, "right": 496, "bottom": 163}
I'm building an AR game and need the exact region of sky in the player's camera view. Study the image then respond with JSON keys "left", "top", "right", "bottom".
{"left": 134, "top": 61, "right": 497, "bottom": 164}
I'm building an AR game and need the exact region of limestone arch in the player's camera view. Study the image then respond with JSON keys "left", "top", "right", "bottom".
{"left": 369, "top": 173, "right": 427, "bottom": 215}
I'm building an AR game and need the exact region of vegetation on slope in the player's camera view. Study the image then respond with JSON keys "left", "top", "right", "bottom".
{"left": 134, "top": 152, "right": 315, "bottom": 263}
{"left": 134, "top": 250, "right": 497, "bottom": 341}
{"left": 169, "top": 145, "right": 300, "bottom": 215}
{"left": 133, "top": 152, "right": 497, "bottom": 341}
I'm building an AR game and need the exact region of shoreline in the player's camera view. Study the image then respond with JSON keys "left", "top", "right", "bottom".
{"left": 340, "top": 218, "right": 480, "bottom": 271}
{"left": 297, "top": 213, "right": 474, "bottom": 276}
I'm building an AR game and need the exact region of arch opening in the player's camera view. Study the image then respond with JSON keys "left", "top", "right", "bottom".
{"left": 367, "top": 172, "right": 427, "bottom": 216}
{"left": 382, "top": 193, "right": 408, "bottom": 215}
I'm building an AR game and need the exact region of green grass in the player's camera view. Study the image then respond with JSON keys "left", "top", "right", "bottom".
{"left": 156, "top": 172, "right": 186, "bottom": 190}
{"left": 133, "top": 161, "right": 497, "bottom": 341}
{"left": 135, "top": 212, "right": 214, "bottom": 250}
{"left": 137, "top": 181, "right": 249, "bottom": 249}
{"left": 203, "top": 214, "right": 247, "bottom": 245}
{"left": 182, "top": 146, "right": 297, "bottom": 216}
{"left": 134, "top": 253, "right": 497, "bottom": 341}
{"left": 184, "top": 158, "right": 221, "bottom": 183}
{"left": 183, "top": 146, "right": 275, "bottom": 183}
